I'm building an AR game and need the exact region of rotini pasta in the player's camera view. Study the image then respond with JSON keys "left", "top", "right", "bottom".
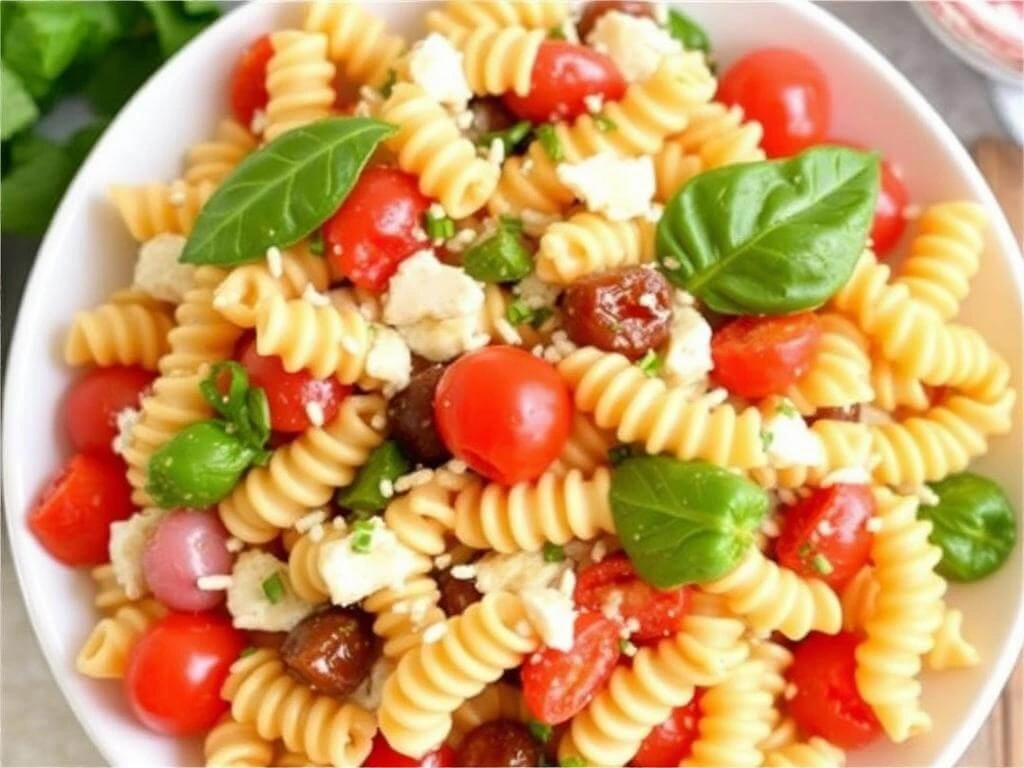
{"left": 159, "top": 267, "right": 242, "bottom": 376}
{"left": 363, "top": 575, "right": 448, "bottom": 660}
{"left": 652, "top": 140, "right": 703, "bottom": 202}
{"left": 663, "top": 101, "right": 765, "bottom": 170}
{"left": 203, "top": 714, "right": 277, "bottom": 768}
{"left": 453, "top": 25, "right": 544, "bottom": 96}
{"left": 108, "top": 180, "right": 215, "bottom": 241}
{"left": 476, "top": 284, "right": 548, "bottom": 348}
{"left": 536, "top": 211, "right": 656, "bottom": 285}
{"left": 304, "top": 0, "right": 406, "bottom": 88}
{"left": 784, "top": 314, "right": 874, "bottom": 415}
{"left": 383, "top": 469, "right": 473, "bottom": 557}
{"left": 748, "top": 419, "right": 873, "bottom": 490}
{"left": 64, "top": 299, "right": 174, "bottom": 370}
{"left": 185, "top": 119, "right": 257, "bottom": 186}
{"left": 287, "top": 524, "right": 349, "bottom": 603}
{"left": 263, "top": 31, "right": 336, "bottom": 142}
{"left": 426, "top": 0, "right": 567, "bottom": 39}
{"left": 76, "top": 599, "right": 167, "bottom": 679}
{"left": 546, "top": 410, "right": 615, "bottom": 477}
{"left": 448, "top": 682, "right": 529, "bottom": 748}
{"left": 870, "top": 354, "right": 931, "bottom": 411}
{"left": 764, "top": 738, "right": 846, "bottom": 768}
{"left": 90, "top": 564, "right": 132, "bottom": 614}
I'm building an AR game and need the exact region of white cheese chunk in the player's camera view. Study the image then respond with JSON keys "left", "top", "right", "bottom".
{"left": 761, "top": 402, "right": 826, "bottom": 469}
{"left": 820, "top": 466, "right": 872, "bottom": 486}
{"left": 522, "top": 587, "right": 576, "bottom": 651}
{"left": 514, "top": 273, "right": 562, "bottom": 310}
{"left": 474, "top": 551, "right": 565, "bottom": 594}
{"left": 407, "top": 33, "right": 473, "bottom": 111}
{"left": 661, "top": 300, "right": 713, "bottom": 392}
{"left": 226, "top": 551, "right": 315, "bottom": 632}
{"left": 110, "top": 407, "right": 140, "bottom": 456}
{"left": 108, "top": 507, "right": 169, "bottom": 599}
{"left": 318, "top": 518, "right": 422, "bottom": 607}
{"left": 556, "top": 153, "right": 655, "bottom": 221}
{"left": 586, "top": 11, "right": 683, "bottom": 82}
{"left": 133, "top": 234, "right": 195, "bottom": 303}
{"left": 365, "top": 325, "right": 412, "bottom": 391}
{"left": 349, "top": 657, "right": 394, "bottom": 710}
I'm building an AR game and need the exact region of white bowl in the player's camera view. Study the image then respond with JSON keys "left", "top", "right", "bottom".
{"left": 3, "top": 2, "right": 1022, "bottom": 766}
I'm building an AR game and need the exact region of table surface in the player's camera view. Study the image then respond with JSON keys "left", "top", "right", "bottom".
{"left": 1, "top": 2, "right": 1020, "bottom": 766}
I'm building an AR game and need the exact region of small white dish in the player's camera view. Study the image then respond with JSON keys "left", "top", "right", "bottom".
{"left": 3, "top": 2, "right": 1022, "bottom": 766}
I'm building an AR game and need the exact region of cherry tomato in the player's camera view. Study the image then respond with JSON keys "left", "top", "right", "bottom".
{"left": 28, "top": 453, "right": 134, "bottom": 566}
{"left": 124, "top": 612, "right": 245, "bottom": 736}
{"left": 830, "top": 140, "right": 909, "bottom": 257}
{"left": 718, "top": 48, "right": 830, "bottom": 158}
{"left": 775, "top": 484, "right": 875, "bottom": 589}
{"left": 574, "top": 555, "right": 690, "bottom": 642}
{"left": 787, "top": 631, "right": 883, "bottom": 749}
{"left": 324, "top": 166, "right": 431, "bottom": 291}
{"left": 522, "top": 611, "right": 621, "bottom": 724}
{"left": 64, "top": 366, "right": 155, "bottom": 455}
{"left": 363, "top": 734, "right": 456, "bottom": 767}
{"left": 236, "top": 336, "right": 349, "bottom": 432}
{"left": 711, "top": 313, "right": 822, "bottom": 399}
{"left": 503, "top": 40, "right": 627, "bottom": 123}
{"left": 230, "top": 34, "right": 273, "bottom": 128}
{"left": 434, "top": 346, "right": 572, "bottom": 485}
{"left": 631, "top": 693, "right": 704, "bottom": 767}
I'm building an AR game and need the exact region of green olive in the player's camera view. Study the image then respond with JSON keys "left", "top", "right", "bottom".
{"left": 920, "top": 472, "right": 1016, "bottom": 582}
{"left": 146, "top": 421, "right": 258, "bottom": 508}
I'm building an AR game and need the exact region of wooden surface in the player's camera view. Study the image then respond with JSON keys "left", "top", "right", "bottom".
{"left": 959, "top": 137, "right": 1023, "bottom": 768}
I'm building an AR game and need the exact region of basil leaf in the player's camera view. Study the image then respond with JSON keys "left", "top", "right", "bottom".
{"left": 2, "top": 3, "right": 89, "bottom": 96}
{"left": 182, "top": 117, "right": 395, "bottom": 267}
{"left": 665, "top": 9, "right": 710, "bottom": 54}
{"left": 657, "top": 146, "right": 879, "bottom": 315}
{"left": 1, "top": 62, "right": 38, "bottom": 140}
{"left": 146, "top": 421, "right": 257, "bottom": 508}
{"left": 919, "top": 472, "right": 1016, "bottom": 582}
{"left": 610, "top": 456, "right": 768, "bottom": 587}
{"left": 337, "top": 442, "right": 411, "bottom": 513}
{"left": 463, "top": 223, "right": 533, "bottom": 283}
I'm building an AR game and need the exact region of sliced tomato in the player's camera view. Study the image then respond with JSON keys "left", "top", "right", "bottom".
{"left": 832, "top": 140, "right": 909, "bottom": 257}
{"left": 521, "top": 611, "right": 621, "bottom": 724}
{"left": 711, "top": 313, "right": 822, "bottom": 399}
{"left": 64, "top": 366, "right": 155, "bottom": 454}
{"left": 574, "top": 555, "right": 690, "bottom": 642}
{"left": 503, "top": 40, "right": 627, "bottom": 123}
{"left": 363, "top": 734, "right": 456, "bottom": 767}
{"left": 776, "top": 484, "right": 875, "bottom": 589}
{"left": 230, "top": 34, "right": 273, "bottom": 128}
{"left": 631, "top": 692, "right": 704, "bottom": 767}
{"left": 28, "top": 453, "right": 134, "bottom": 566}
{"left": 787, "top": 631, "right": 883, "bottom": 749}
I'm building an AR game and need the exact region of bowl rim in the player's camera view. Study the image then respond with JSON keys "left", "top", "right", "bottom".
{"left": 4, "top": 1, "right": 1023, "bottom": 766}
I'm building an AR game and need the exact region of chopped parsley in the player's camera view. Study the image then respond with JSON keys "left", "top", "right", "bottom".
{"left": 811, "top": 553, "right": 834, "bottom": 576}
{"left": 505, "top": 298, "right": 552, "bottom": 329}
{"left": 478, "top": 121, "right": 533, "bottom": 156}
{"left": 619, "top": 638, "right": 637, "bottom": 655}
{"left": 351, "top": 519, "right": 376, "bottom": 553}
{"left": 542, "top": 542, "right": 565, "bottom": 563}
{"left": 528, "top": 718, "right": 553, "bottom": 744}
{"left": 775, "top": 400, "right": 800, "bottom": 418}
{"left": 760, "top": 428, "right": 774, "bottom": 451}
{"left": 261, "top": 572, "right": 285, "bottom": 604}
{"left": 547, "top": 23, "right": 567, "bottom": 40}
{"left": 636, "top": 350, "right": 662, "bottom": 377}
{"left": 593, "top": 113, "right": 617, "bottom": 132}
{"left": 239, "top": 646, "right": 257, "bottom": 658}
{"left": 536, "top": 124, "right": 564, "bottom": 162}
{"left": 424, "top": 209, "right": 455, "bottom": 240}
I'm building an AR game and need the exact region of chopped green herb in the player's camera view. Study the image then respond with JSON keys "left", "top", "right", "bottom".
{"left": 262, "top": 572, "right": 285, "bottom": 604}
{"left": 636, "top": 350, "right": 662, "bottom": 377}
{"left": 424, "top": 209, "right": 456, "bottom": 240}
{"left": 775, "top": 400, "right": 799, "bottom": 418}
{"left": 542, "top": 542, "right": 565, "bottom": 563}
{"left": 760, "top": 428, "right": 774, "bottom": 452}
{"left": 528, "top": 719, "right": 553, "bottom": 744}
{"left": 560, "top": 756, "right": 586, "bottom": 768}
{"left": 593, "top": 113, "right": 617, "bottom": 132}
{"left": 351, "top": 519, "right": 376, "bottom": 553}
{"left": 608, "top": 444, "right": 641, "bottom": 466}
{"left": 619, "top": 638, "right": 637, "bottom": 654}
{"left": 547, "top": 23, "right": 566, "bottom": 40}
{"left": 379, "top": 68, "right": 397, "bottom": 98}
{"left": 505, "top": 298, "right": 551, "bottom": 329}
{"left": 535, "top": 124, "right": 564, "bottom": 162}
{"left": 336, "top": 442, "right": 411, "bottom": 513}
{"left": 239, "top": 646, "right": 257, "bottom": 658}
{"left": 463, "top": 219, "right": 533, "bottom": 283}
{"left": 478, "top": 120, "right": 533, "bottom": 156}
{"left": 308, "top": 230, "right": 325, "bottom": 256}
{"left": 664, "top": 8, "right": 711, "bottom": 55}
{"left": 811, "top": 554, "right": 834, "bottom": 576}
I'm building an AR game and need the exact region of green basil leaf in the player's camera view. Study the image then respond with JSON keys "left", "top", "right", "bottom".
{"left": 610, "top": 456, "right": 768, "bottom": 587}
{"left": 2, "top": 3, "right": 89, "bottom": 96}
{"left": 146, "top": 421, "right": 257, "bottom": 508}
{"left": 919, "top": 472, "right": 1016, "bottom": 582}
{"left": 200, "top": 361, "right": 249, "bottom": 419}
{"left": 665, "top": 9, "right": 710, "bottom": 54}
{"left": 463, "top": 224, "right": 533, "bottom": 283}
{"left": 656, "top": 146, "right": 879, "bottom": 315}
{"left": 337, "top": 442, "right": 412, "bottom": 513}
{"left": 182, "top": 117, "right": 395, "bottom": 267}
{"left": 1, "top": 62, "right": 39, "bottom": 140}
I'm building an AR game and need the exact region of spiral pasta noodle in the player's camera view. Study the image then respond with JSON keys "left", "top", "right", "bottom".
{"left": 558, "top": 613, "right": 748, "bottom": 766}
{"left": 448, "top": 682, "right": 529, "bottom": 748}
{"left": 219, "top": 394, "right": 386, "bottom": 543}
{"left": 159, "top": 267, "right": 243, "bottom": 376}
{"left": 663, "top": 101, "right": 765, "bottom": 170}
{"left": 840, "top": 564, "right": 878, "bottom": 632}
{"left": 536, "top": 212, "right": 656, "bottom": 284}
{"left": 476, "top": 284, "right": 548, "bottom": 348}
{"left": 378, "top": 591, "right": 540, "bottom": 758}
{"left": 559, "top": 347, "right": 768, "bottom": 469}
{"left": 894, "top": 202, "right": 987, "bottom": 320}
{"left": 76, "top": 599, "right": 167, "bottom": 679}
{"left": 263, "top": 31, "right": 336, "bottom": 142}
{"left": 925, "top": 607, "right": 980, "bottom": 671}
{"left": 287, "top": 523, "right": 349, "bottom": 603}
{"left": 452, "top": 468, "right": 615, "bottom": 553}
{"left": 653, "top": 141, "right": 703, "bottom": 202}
{"left": 64, "top": 300, "right": 174, "bottom": 370}
{"left": 765, "top": 738, "right": 846, "bottom": 768}
{"left": 749, "top": 638, "right": 794, "bottom": 751}
{"left": 108, "top": 180, "right": 215, "bottom": 241}
{"left": 454, "top": 25, "right": 544, "bottom": 96}
{"left": 304, "top": 0, "right": 406, "bottom": 88}
{"left": 380, "top": 83, "right": 499, "bottom": 219}
{"left": 383, "top": 469, "right": 474, "bottom": 557}
{"left": 703, "top": 548, "right": 842, "bottom": 640}
{"left": 427, "top": 0, "right": 567, "bottom": 39}
{"left": 203, "top": 714, "right": 277, "bottom": 768}
{"left": 784, "top": 314, "right": 874, "bottom": 415}
{"left": 870, "top": 355, "right": 930, "bottom": 411}
{"left": 748, "top": 419, "right": 873, "bottom": 490}
{"left": 547, "top": 411, "right": 615, "bottom": 477}
{"left": 184, "top": 119, "right": 257, "bottom": 186}
{"left": 91, "top": 564, "right": 132, "bottom": 614}
{"left": 222, "top": 648, "right": 377, "bottom": 767}
{"left": 254, "top": 294, "right": 371, "bottom": 382}
{"left": 855, "top": 489, "right": 946, "bottom": 742}
{"left": 363, "top": 575, "right": 448, "bottom": 660}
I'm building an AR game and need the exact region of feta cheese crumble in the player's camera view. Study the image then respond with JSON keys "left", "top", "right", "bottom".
{"left": 133, "top": 234, "right": 195, "bottom": 303}
{"left": 522, "top": 588, "right": 576, "bottom": 651}
{"left": 585, "top": 11, "right": 682, "bottom": 82}
{"left": 110, "top": 407, "right": 140, "bottom": 456}
{"left": 365, "top": 325, "right": 412, "bottom": 392}
{"left": 760, "top": 401, "right": 826, "bottom": 469}
{"left": 109, "top": 507, "right": 169, "bottom": 599}
{"left": 226, "top": 551, "right": 315, "bottom": 631}
{"left": 318, "top": 518, "right": 422, "bottom": 606}
{"left": 556, "top": 153, "right": 655, "bottom": 221}
{"left": 820, "top": 466, "right": 872, "bottom": 486}
{"left": 474, "top": 551, "right": 565, "bottom": 594}
{"left": 406, "top": 33, "right": 472, "bottom": 111}
{"left": 660, "top": 295, "right": 713, "bottom": 392}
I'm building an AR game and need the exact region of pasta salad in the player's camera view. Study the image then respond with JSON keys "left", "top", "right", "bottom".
{"left": 27, "top": 1, "right": 1018, "bottom": 767}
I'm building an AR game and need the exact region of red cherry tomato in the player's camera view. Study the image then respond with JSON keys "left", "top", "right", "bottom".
{"left": 787, "top": 631, "right": 883, "bottom": 749}
{"left": 363, "top": 734, "right": 456, "bottom": 767}
{"left": 64, "top": 366, "right": 155, "bottom": 455}
{"left": 522, "top": 611, "right": 622, "bottom": 724}
{"left": 503, "top": 40, "right": 627, "bottom": 123}
{"left": 775, "top": 484, "right": 875, "bottom": 589}
{"left": 574, "top": 555, "right": 690, "bottom": 642}
{"left": 718, "top": 48, "right": 830, "bottom": 158}
{"left": 831, "top": 140, "right": 909, "bottom": 257}
{"left": 434, "top": 346, "right": 572, "bottom": 485}
{"left": 711, "top": 313, "right": 822, "bottom": 399}
{"left": 124, "top": 612, "right": 245, "bottom": 736}
{"left": 28, "top": 453, "right": 134, "bottom": 566}
{"left": 324, "top": 166, "right": 431, "bottom": 291}
{"left": 631, "top": 693, "right": 704, "bottom": 767}
{"left": 230, "top": 34, "right": 273, "bottom": 128}
{"left": 236, "top": 336, "right": 349, "bottom": 432}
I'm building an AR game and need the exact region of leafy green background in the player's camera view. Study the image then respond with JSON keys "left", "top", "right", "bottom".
{"left": 0, "top": 1, "right": 221, "bottom": 236}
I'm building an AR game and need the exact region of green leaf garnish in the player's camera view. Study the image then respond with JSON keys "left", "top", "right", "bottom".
{"left": 775, "top": 400, "right": 800, "bottom": 418}
{"left": 336, "top": 442, "right": 412, "bottom": 513}
{"left": 351, "top": 519, "right": 376, "bottom": 553}
{"left": 664, "top": 9, "right": 711, "bottom": 54}
{"left": 424, "top": 208, "right": 456, "bottom": 240}
{"left": 636, "top": 350, "right": 662, "bottom": 377}
{"left": 535, "top": 124, "right": 564, "bottom": 163}
{"left": 463, "top": 219, "right": 533, "bottom": 283}
{"left": 542, "top": 542, "right": 565, "bottom": 563}
{"left": 593, "top": 114, "right": 616, "bottom": 132}
{"left": 1, "top": 63, "right": 39, "bottom": 140}
{"left": 262, "top": 572, "right": 285, "bottom": 604}
{"left": 528, "top": 719, "right": 553, "bottom": 744}
{"left": 478, "top": 120, "right": 533, "bottom": 156}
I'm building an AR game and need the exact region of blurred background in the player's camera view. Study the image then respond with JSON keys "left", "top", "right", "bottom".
{"left": 2, "top": 1, "right": 1021, "bottom": 765}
